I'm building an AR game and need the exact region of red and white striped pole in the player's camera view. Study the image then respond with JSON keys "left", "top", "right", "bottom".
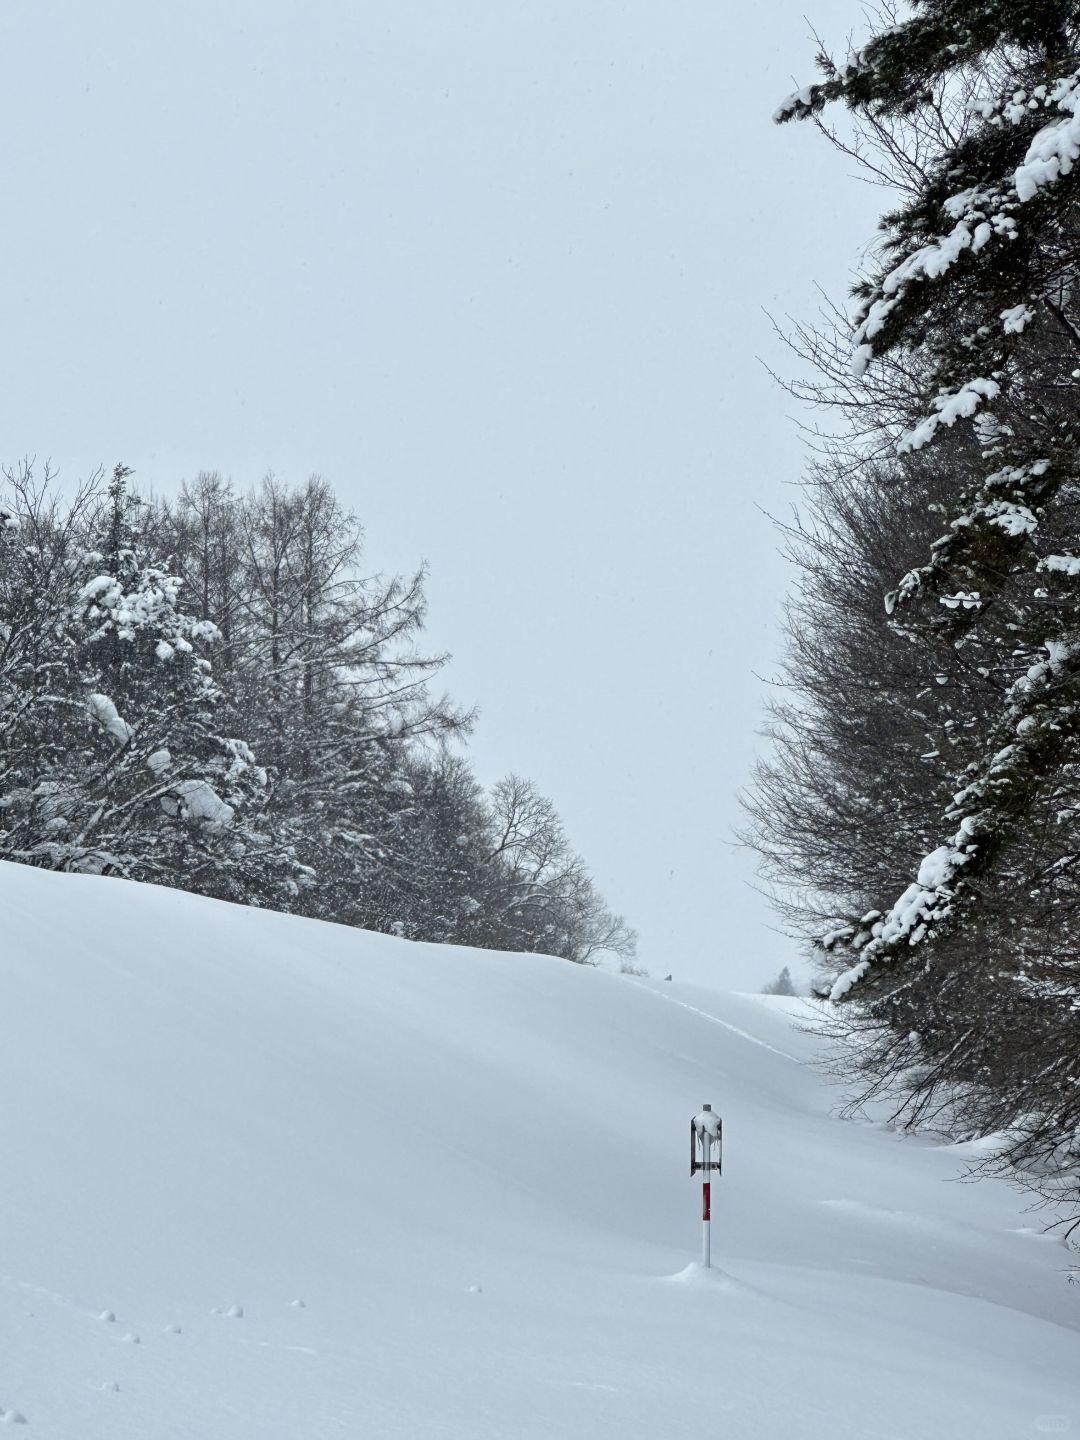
{"left": 691, "top": 1103, "right": 722, "bottom": 1269}
{"left": 702, "top": 1155, "right": 711, "bottom": 1269}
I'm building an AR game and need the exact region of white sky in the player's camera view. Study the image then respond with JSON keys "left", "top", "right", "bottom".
{"left": 1, "top": 0, "right": 881, "bottom": 987}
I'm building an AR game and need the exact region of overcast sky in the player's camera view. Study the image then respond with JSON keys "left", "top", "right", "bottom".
{"left": 1, "top": 1, "right": 882, "bottom": 987}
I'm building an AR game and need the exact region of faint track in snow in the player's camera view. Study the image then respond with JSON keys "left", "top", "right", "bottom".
{"left": 632, "top": 985, "right": 804, "bottom": 1065}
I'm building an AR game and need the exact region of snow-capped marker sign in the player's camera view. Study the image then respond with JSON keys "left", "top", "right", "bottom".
{"left": 690, "top": 1104, "right": 722, "bottom": 1269}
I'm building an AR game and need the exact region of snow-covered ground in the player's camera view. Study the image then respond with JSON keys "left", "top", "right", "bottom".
{"left": 1, "top": 861, "right": 1077, "bottom": 1438}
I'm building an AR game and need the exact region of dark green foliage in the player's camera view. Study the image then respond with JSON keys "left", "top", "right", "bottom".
{"left": 775, "top": 2, "right": 1077, "bottom": 123}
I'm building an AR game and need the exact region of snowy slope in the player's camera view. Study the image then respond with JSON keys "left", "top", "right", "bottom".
{"left": 1, "top": 861, "right": 1077, "bottom": 1439}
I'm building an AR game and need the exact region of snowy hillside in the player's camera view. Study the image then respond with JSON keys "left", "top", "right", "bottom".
{"left": 2, "top": 861, "right": 1077, "bottom": 1439}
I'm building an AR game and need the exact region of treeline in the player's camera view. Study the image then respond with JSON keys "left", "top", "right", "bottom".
{"left": 0, "top": 464, "right": 636, "bottom": 967}
{"left": 746, "top": 2, "right": 1080, "bottom": 1218}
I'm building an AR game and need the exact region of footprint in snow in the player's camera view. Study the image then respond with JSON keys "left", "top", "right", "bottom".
{"left": 0, "top": 1411, "right": 27, "bottom": 1425}
{"left": 289, "top": 1299, "right": 305, "bottom": 1309}
{"left": 212, "top": 1305, "right": 244, "bottom": 1319}
{"left": 467, "top": 1284, "right": 483, "bottom": 1294}
{"left": 97, "top": 1382, "right": 120, "bottom": 1393}
{"left": 120, "top": 1333, "right": 140, "bottom": 1345}
{"left": 163, "top": 1323, "right": 181, "bottom": 1335}
{"left": 98, "top": 1310, "right": 116, "bottom": 1324}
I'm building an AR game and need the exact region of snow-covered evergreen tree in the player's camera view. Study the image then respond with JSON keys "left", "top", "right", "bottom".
{"left": 771, "top": 1, "right": 1080, "bottom": 1198}
{"left": 763, "top": 966, "right": 797, "bottom": 997}
{"left": 1, "top": 467, "right": 299, "bottom": 903}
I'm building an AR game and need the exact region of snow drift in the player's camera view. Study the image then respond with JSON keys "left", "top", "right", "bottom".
{"left": 0, "top": 861, "right": 1077, "bottom": 1438}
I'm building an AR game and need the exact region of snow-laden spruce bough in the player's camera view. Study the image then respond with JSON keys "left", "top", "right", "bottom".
{"left": 757, "top": 0, "right": 1080, "bottom": 1215}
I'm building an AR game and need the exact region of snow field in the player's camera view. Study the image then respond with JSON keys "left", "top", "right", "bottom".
{"left": 0, "top": 861, "right": 1077, "bottom": 1438}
